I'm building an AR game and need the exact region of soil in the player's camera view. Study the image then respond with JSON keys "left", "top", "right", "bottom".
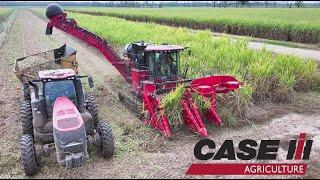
{"left": 247, "top": 41, "right": 320, "bottom": 62}
{"left": 0, "top": 10, "right": 319, "bottom": 179}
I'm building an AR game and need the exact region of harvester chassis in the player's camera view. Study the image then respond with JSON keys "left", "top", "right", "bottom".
{"left": 45, "top": 3, "right": 241, "bottom": 138}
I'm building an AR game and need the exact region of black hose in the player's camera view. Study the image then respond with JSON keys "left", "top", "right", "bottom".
{"left": 74, "top": 78, "right": 85, "bottom": 113}
{"left": 28, "top": 81, "right": 39, "bottom": 99}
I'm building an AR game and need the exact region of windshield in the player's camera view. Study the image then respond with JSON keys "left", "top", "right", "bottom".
{"left": 44, "top": 80, "right": 77, "bottom": 116}
{"left": 147, "top": 52, "right": 179, "bottom": 78}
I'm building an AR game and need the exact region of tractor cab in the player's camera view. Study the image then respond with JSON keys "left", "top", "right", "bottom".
{"left": 38, "top": 69, "right": 78, "bottom": 116}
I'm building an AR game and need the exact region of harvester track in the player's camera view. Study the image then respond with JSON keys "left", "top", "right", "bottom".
{"left": 118, "top": 92, "right": 144, "bottom": 119}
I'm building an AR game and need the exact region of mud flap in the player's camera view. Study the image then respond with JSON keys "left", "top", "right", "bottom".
{"left": 46, "top": 25, "right": 53, "bottom": 35}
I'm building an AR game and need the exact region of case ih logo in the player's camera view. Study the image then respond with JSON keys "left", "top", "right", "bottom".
{"left": 186, "top": 133, "right": 313, "bottom": 176}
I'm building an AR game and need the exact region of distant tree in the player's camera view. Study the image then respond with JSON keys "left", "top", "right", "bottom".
{"left": 223, "top": 1, "right": 229, "bottom": 8}
{"left": 238, "top": 1, "right": 249, "bottom": 8}
{"left": 265, "top": 1, "right": 268, "bottom": 8}
{"left": 289, "top": 3, "right": 292, "bottom": 8}
{"left": 295, "top": 1, "right": 304, "bottom": 8}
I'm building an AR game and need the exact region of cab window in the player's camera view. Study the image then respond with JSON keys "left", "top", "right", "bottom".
{"left": 44, "top": 80, "right": 77, "bottom": 117}
{"left": 147, "top": 52, "right": 179, "bottom": 77}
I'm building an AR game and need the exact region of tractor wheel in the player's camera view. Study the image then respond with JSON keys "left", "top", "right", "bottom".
{"left": 97, "top": 122, "right": 114, "bottom": 158}
{"left": 85, "top": 93, "right": 99, "bottom": 128}
{"left": 20, "top": 101, "right": 33, "bottom": 135}
{"left": 20, "top": 134, "right": 38, "bottom": 176}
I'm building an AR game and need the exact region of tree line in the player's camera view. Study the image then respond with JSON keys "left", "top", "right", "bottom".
{"left": 0, "top": 1, "right": 316, "bottom": 8}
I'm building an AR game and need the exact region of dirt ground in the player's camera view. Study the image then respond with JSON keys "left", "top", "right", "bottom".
{"left": 247, "top": 41, "right": 320, "bottom": 62}
{"left": 0, "top": 10, "right": 320, "bottom": 179}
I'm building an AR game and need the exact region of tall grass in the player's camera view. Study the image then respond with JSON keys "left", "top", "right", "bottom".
{"left": 67, "top": 7, "right": 320, "bottom": 44}
{"left": 0, "top": 8, "right": 12, "bottom": 33}
{"left": 0, "top": 8, "right": 13, "bottom": 46}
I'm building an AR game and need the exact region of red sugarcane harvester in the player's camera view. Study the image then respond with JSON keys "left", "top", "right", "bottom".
{"left": 45, "top": 4, "right": 241, "bottom": 137}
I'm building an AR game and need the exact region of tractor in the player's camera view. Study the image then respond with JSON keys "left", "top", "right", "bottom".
{"left": 45, "top": 4, "right": 241, "bottom": 137}
{"left": 14, "top": 44, "right": 114, "bottom": 176}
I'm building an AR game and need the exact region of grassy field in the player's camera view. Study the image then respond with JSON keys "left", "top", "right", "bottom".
{"left": 0, "top": 8, "right": 12, "bottom": 31}
{"left": 67, "top": 7, "right": 320, "bottom": 44}
{"left": 0, "top": 8, "right": 11, "bottom": 20}
{"left": 54, "top": 11, "right": 320, "bottom": 123}
{"left": 0, "top": 8, "right": 13, "bottom": 45}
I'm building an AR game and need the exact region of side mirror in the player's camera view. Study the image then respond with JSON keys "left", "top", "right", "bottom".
{"left": 88, "top": 76, "right": 94, "bottom": 88}
{"left": 184, "top": 47, "right": 192, "bottom": 56}
{"left": 23, "top": 82, "right": 30, "bottom": 100}
{"left": 45, "top": 25, "right": 53, "bottom": 35}
{"left": 183, "top": 62, "right": 189, "bottom": 79}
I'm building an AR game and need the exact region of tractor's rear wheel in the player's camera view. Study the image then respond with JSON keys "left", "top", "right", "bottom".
{"left": 20, "top": 101, "right": 33, "bottom": 135}
{"left": 21, "top": 134, "right": 38, "bottom": 176}
{"left": 97, "top": 122, "right": 114, "bottom": 158}
{"left": 85, "top": 93, "right": 99, "bottom": 128}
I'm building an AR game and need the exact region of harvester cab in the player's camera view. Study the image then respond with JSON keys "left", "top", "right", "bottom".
{"left": 124, "top": 42, "right": 184, "bottom": 79}
{"left": 14, "top": 44, "right": 115, "bottom": 176}
{"left": 123, "top": 42, "right": 186, "bottom": 95}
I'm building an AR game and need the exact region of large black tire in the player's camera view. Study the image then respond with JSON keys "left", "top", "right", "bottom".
{"left": 97, "top": 122, "right": 114, "bottom": 158}
{"left": 20, "top": 101, "right": 33, "bottom": 135}
{"left": 85, "top": 93, "right": 99, "bottom": 128}
{"left": 20, "top": 134, "right": 38, "bottom": 176}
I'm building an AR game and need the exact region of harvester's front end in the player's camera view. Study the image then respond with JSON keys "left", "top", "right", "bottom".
{"left": 123, "top": 43, "right": 241, "bottom": 137}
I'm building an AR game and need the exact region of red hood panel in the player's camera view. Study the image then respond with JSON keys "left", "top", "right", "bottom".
{"left": 53, "top": 96, "right": 83, "bottom": 131}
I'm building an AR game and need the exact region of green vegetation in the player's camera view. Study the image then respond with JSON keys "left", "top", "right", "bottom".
{"left": 30, "top": 8, "right": 44, "bottom": 19}
{"left": 0, "top": 8, "right": 12, "bottom": 32}
{"left": 63, "top": 12, "right": 318, "bottom": 125}
{"left": 67, "top": 7, "right": 320, "bottom": 44}
{"left": 0, "top": 8, "right": 11, "bottom": 21}
{"left": 0, "top": 8, "right": 13, "bottom": 47}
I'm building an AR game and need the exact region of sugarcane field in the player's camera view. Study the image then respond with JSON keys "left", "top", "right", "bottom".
{"left": 0, "top": 1, "right": 320, "bottom": 179}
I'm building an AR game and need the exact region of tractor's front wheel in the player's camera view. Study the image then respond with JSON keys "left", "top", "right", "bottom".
{"left": 97, "top": 122, "right": 114, "bottom": 158}
{"left": 85, "top": 93, "right": 99, "bottom": 128}
{"left": 20, "top": 101, "right": 33, "bottom": 135}
{"left": 20, "top": 134, "right": 38, "bottom": 176}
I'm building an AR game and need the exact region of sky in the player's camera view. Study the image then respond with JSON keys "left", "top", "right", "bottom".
{"left": 18, "top": 1, "right": 317, "bottom": 3}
